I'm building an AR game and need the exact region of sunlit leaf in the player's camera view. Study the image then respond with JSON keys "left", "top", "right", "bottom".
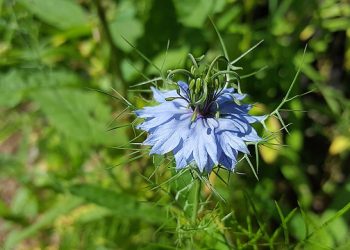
{"left": 329, "top": 135, "right": 350, "bottom": 155}
{"left": 17, "top": 0, "right": 88, "bottom": 30}
{"left": 69, "top": 184, "right": 167, "bottom": 224}
{"left": 259, "top": 116, "right": 282, "bottom": 164}
{"left": 4, "top": 196, "right": 82, "bottom": 250}
{"left": 110, "top": 1, "right": 144, "bottom": 52}
{"left": 31, "top": 89, "right": 128, "bottom": 146}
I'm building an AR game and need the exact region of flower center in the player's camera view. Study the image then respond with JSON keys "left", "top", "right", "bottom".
{"left": 188, "top": 88, "right": 222, "bottom": 121}
{"left": 166, "top": 53, "right": 241, "bottom": 122}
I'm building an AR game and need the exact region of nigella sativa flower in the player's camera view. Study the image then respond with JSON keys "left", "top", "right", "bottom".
{"left": 135, "top": 55, "right": 266, "bottom": 173}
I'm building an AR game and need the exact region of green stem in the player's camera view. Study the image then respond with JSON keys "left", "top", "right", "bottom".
{"left": 191, "top": 178, "right": 201, "bottom": 224}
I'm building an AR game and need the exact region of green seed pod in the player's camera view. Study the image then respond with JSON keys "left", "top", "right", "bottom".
{"left": 214, "top": 77, "right": 219, "bottom": 90}
{"left": 195, "top": 79, "right": 208, "bottom": 105}
{"left": 189, "top": 78, "right": 196, "bottom": 90}
{"left": 195, "top": 78, "right": 201, "bottom": 95}
{"left": 190, "top": 66, "right": 196, "bottom": 75}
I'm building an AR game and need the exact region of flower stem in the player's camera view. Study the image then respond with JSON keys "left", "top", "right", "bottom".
{"left": 191, "top": 178, "right": 201, "bottom": 224}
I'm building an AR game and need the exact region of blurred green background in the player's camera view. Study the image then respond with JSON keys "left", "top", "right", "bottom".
{"left": 1, "top": 0, "right": 350, "bottom": 249}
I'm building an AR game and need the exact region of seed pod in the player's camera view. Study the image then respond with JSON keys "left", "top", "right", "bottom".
{"left": 214, "top": 77, "right": 220, "bottom": 90}
{"left": 190, "top": 66, "right": 196, "bottom": 75}
{"left": 195, "top": 78, "right": 201, "bottom": 95}
{"left": 195, "top": 79, "right": 208, "bottom": 105}
{"left": 189, "top": 79, "right": 196, "bottom": 90}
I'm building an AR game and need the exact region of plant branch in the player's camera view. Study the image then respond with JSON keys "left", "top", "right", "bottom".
{"left": 191, "top": 178, "right": 201, "bottom": 224}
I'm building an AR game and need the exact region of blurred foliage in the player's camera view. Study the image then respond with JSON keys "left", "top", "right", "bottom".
{"left": 0, "top": 0, "right": 350, "bottom": 249}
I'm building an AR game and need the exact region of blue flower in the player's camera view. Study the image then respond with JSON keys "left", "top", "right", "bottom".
{"left": 135, "top": 81, "right": 265, "bottom": 173}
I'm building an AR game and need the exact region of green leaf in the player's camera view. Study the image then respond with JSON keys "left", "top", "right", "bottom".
{"left": 321, "top": 210, "right": 348, "bottom": 244}
{"left": 4, "top": 196, "right": 82, "bottom": 250}
{"left": 286, "top": 130, "right": 303, "bottom": 152}
{"left": 281, "top": 164, "right": 312, "bottom": 207}
{"left": 173, "top": 0, "right": 226, "bottom": 28}
{"left": 73, "top": 205, "right": 112, "bottom": 224}
{"left": 0, "top": 70, "right": 24, "bottom": 107}
{"left": 322, "top": 18, "right": 350, "bottom": 32}
{"left": 110, "top": 1, "right": 144, "bottom": 52}
{"left": 31, "top": 89, "right": 128, "bottom": 146}
{"left": 11, "top": 187, "right": 38, "bottom": 218}
{"left": 306, "top": 203, "right": 350, "bottom": 244}
{"left": 330, "top": 182, "right": 350, "bottom": 216}
{"left": 147, "top": 47, "right": 188, "bottom": 75}
{"left": 0, "top": 70, "right": 80, "bottom": 108}
{"left": 290, "top": 213, "right": 307, "bottom": 241}
{"left": 316, "top": 83, "right": 343, "bottom": 115}
{"left": 69, "top": 184, "right": 167, "bottom": 224}
{"left": 17, "top": 0, "right": 88, "bottom": 30}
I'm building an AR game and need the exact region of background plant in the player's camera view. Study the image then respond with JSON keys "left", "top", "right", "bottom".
{"left": 0, "top": 0, "right": 350, "bottom": 249}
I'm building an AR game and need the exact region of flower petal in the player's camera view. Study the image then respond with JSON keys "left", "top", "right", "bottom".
{"left": 173, "top": 142, "right": 194, "bottom": 170}
{"left": 136, "top": 84, "right": 265, "bottom": 172}
{"left": 148, "top": 114, "right": 192, "bottom": 154}
{"left": 219, "top": 152, "right": 237, "bottom": 170}
{"left": 218, "top": 131, "right": 249, "bottom": 154}
{"left": 151, "top": 87, "right": 180, "bottom": 103}
{"left": 177, "top": 81, "right": 190, "bottom": 98}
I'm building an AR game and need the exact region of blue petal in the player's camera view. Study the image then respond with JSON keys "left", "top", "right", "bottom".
{"left": 203, "top": 157, "right": 215, "bottom": 172}
{"left": 232, "top": 93, "right": 247, "bottom": 101}
{"left": 180, "top": 118, "right": 219, "bottom": 171}
{"left": 136, "top": 101, "right": 192, "bottom": 132}
{"left": 216, "top": 88, "right": 247, "bottom": 103}
{"left": 243, "top": 114, "right": 267, "bottom": 123}
{"left": 136, "top": 101, "right": 188, "bottom": 119}
{"left": 191, "top": 122, "right": 209, "bottom": 171}
{"left": 217, "top": 117, "right": 251, "bottom": 134}
{"left": 218, "top": 131, "right": 249, "bottom": 154}
{"left": 148, "top": 114, "right": 192, "bottom": 154}
{"left": 218, "top": 101, "right": 266, "bottom": 124}
{"left": 144, "top": 114, "right": 191, "bottom": 144}
{"left": 218, "top": 153, "right": 237, "bottom": 170}
{"left": 204, "top": 118, "right": 219, "bottom": 129}
{"left": 239, "top": 127, "right": 261, "bottom": 142}
{"left": 138, "top": 115, "right": 174, "bottom": 131}
{"left": 136, "top": 85, "right": 266, "bottom": 172}
{"left": 151, "top": 87, "right": 178, "bottom": 103}
{"left": 219, "top": 102, "right": 251, "bottom": 115}
{"left": 173, "top": 142, "right": 194, "bottom": 170}
{"left": 177, "top": 81, "right": 189, "bottom": 98}
{"left": 218, "top": 135, "right": 237, "bottom": 159}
